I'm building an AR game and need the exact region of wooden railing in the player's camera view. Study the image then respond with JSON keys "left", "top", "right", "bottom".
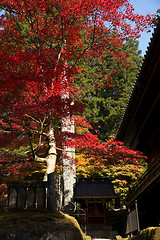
{"left": 6, "top": 173, "right": 62, "bottom": 213}
{"left": 128, "top": 155, "right": 160, "bottom": 205}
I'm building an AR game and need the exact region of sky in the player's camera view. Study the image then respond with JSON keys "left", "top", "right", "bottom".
{"left": 132, "top": 0, "right": 159, "bottom": 56}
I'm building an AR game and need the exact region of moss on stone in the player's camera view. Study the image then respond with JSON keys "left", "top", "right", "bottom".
{"left": 116, "top": 227, "right": 160, "bottom": 240}
{"left": 60, "top": 212, "right": 92, "bottom": 240}
{"left": 116, "top": 236, "right": 123, "bottom": 240}
{"left": 139, "top": 227, "right": 156, "bottom": 240}
{"left": 0, "top": 211, "right": 92, "bottom": 240}
{"left": 116, "top": 236, "right": 128, "bottom": 240}
{"left": 137, "top": 227, "right": 160, "bottom": 240}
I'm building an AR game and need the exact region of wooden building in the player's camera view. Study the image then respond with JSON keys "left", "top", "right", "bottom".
{"left": 116, "top": 20, "right": 160, "bottom": 230}
{"left": 74, "top": 178, "right": 116, "bottom": 226}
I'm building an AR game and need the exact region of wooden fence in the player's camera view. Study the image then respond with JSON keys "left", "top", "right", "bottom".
{"left": 126, "top": 200, "right": 140, "bottom": 236}
{"left": 6, "top": 173, "right": 62, "bottom": 213}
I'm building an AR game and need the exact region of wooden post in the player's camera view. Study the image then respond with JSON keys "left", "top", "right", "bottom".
{"left": 128, "top": 208, "right": 132, "bottom": 237}
{"left": 135, "top": 200, "right": 140, "bottom": 232}
{"left": 103, "top": 201, "right": 106, "bottom": 225}
{"left": 47, "top": 173, "right": 61, "bottom": 213}
{"left": 86, "top": 201, "right": 89, "bottom": 226}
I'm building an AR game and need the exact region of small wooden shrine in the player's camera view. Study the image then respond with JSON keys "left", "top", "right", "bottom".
{"left": 74, "top": 178, "right": 116, "bottom": 226}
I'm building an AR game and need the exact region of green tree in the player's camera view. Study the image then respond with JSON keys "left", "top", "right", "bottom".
{"left": 74, "top": 38, "right": 144, "bottom": 205}
{"left": 75, "top": 38, "right": 142, "bottom": 140}
{"left": 76, "top": 153, "right": 147, "bottom": 206}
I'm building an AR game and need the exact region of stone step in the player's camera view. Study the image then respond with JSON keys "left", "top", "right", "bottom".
{"left": 87, "top": 225, "right": 112, "bottom": 231}
{"left": 94, "top": 239, "right": 111, "bottom": 240}
{"left": 87, "top": 230, "right": 118, "bottom": 239}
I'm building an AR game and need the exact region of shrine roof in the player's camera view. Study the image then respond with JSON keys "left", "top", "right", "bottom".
{"left": 115, "top": 20, "right": 160, "bottom": 156}
{"left": 74, "top": 178, "right": 116, "bottom": 199}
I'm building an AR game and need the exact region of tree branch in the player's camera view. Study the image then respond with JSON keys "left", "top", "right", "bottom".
{"left": 25, "top": 114, "right": 41, "bottom": 124}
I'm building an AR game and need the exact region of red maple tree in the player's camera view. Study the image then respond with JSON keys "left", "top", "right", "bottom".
{"left": 0, "top": 0, "right": 151, "bottom": 186}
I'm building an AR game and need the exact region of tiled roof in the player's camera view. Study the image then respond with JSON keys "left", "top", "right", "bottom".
{"left": 115, "top": 20, "right": 160, "bottom": 142}
{"left": 74, "top": 178, "right": 116, "bottom": 198}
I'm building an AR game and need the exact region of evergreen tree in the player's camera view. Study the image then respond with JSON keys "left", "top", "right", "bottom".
{"left": 75, "top": 38, "right": 142, "bottom": 140}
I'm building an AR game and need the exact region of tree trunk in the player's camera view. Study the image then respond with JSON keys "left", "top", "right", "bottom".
{"left": 60, "top": 63, "right": 76, "bottom": 209}
{"left": 61, "top": 101, "right": 76, "bottom": 210}
{"left": 43, "top": 123, "right": 57, "bottom": 181}
{"left": 35, "top": 123, "right": 57, "bottom": 182}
